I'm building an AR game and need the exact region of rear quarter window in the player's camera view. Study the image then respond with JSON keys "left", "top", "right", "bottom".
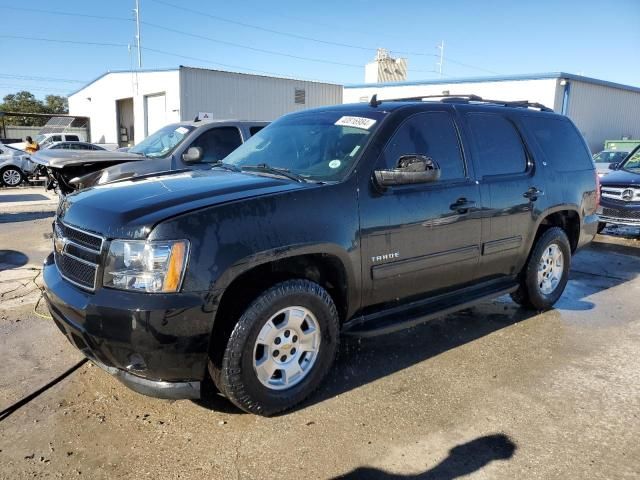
{"left": 520, "top": 116, "right": 593, "bottom": 172}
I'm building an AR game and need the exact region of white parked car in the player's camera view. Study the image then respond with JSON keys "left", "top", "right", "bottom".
{"left": 8, "top": 133, "right": 86, "bottom": 151}
{"left": 0, "top": 143, "right": 37, "bottom": 187}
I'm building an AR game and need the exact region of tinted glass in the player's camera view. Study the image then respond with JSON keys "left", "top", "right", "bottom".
{"left": 66, "top": 135, "right": 80, "bottom": 141}
{"left": 249, "top": 126, "right": 265, "bottom": 136}
{"left": 226, "top": 111, "right": 385, "bottom": 182}
{"left": 380, "top": 112, "right": 465, "bottom": 181}
{"left": 621, "top": 148, "right": 640, "bottom": 172}
{"left": 466, "top": 113, "right": 527, "bottom": 176}
{"left": 521, "top": 116, "right": 592, "bottom": 172}
{"left": 190, "top": 127, "right": 243, "bottom": 163}
{"left": 51, "top": 135, "right": 62, "bottom": 142}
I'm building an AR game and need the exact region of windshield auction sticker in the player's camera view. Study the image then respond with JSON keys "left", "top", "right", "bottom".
{"left": 335, "top": 116, "right": 377, "bottom": 130}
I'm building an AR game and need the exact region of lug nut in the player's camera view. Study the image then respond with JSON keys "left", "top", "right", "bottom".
{"left": 274, "top": 338, "right": 281, "bottom": 345}
{"left": 291, "top": 348, "right": 296, "bottom": 354}
{"left": 273, "top": 350, "right": 279, "bottom": 357}
{"left": 284, "top": 330, "right": 290, "bottom": 338}
{"left": 281, "top": 355, "right": 287, "bottom": 362}
{"left": 292, "top": 335, "right": 298, "bottom": 342}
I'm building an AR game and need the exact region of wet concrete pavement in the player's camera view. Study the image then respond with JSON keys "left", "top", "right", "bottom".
{"left": 0, "top": 208, "right": 639, "bottom": 479}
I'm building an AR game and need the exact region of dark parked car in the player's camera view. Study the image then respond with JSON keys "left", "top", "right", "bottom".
{"left": 46, "top": 141, "right": 106, "bottom": 151}
{"left": 598, "top": 145, "right": 640, "bottom": 232}
{"left": 43, "top": 96, "right": 599, "bottom": 415}
{"left": 32, "top": 120, "right": 268, "bottom": 194}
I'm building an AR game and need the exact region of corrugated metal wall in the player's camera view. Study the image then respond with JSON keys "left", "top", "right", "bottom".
{"left": 564, "top": 80, "right": 640, "bottom": 152}
{"left": 344, "top": 79, "right": 558, "bottom": 109}
{"left": 179, "top": 67, "right": 342, "bottom": 122}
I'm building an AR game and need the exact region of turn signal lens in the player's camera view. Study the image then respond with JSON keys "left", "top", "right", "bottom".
{"left": 163, "top": 241, "right": 188, "bottom": 292}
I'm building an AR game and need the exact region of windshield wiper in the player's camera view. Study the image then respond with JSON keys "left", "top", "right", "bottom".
{"left": 241, "top": 163, "right": 309, "bottom": 183}
{"left": 211, "top": 161, "right": 241, "bottom": 173}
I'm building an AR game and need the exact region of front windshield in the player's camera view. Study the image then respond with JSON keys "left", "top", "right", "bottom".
{"left": 34, "top": 134, "right": 46, "bottom": 143}
{"left": 621, "top": 149, "right": 640, "bottom": 172}
{"left": 593, "top": 151, "right": 628, "bottom": 164}
{"left": 224, "top": 111, "right": 385, "bottom": 182}
{"left": 129, "top": 124, "right": 195, "bottom": 158}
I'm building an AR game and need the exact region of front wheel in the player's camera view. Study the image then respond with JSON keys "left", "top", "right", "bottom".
{"left": 1, "top": 166, "right": 25, "bottom": 187}
{"left": 211, "top": 279, "right": 340, "bottom": 416}
{"left": 511, "top": 227, "right": 571, "bottom": 310}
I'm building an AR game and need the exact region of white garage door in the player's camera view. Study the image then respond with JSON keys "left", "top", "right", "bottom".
{"left": 145, "top": 93, "right": 166, "bottom": 137}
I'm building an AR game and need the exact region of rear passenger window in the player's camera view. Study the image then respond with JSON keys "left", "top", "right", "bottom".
{"left": 381, "top": 112, "right": 466, "bottom": 181}
{"left": 466, "top": 113, "right": 527, "bottom": 177}
{"left": 66, "top": 135, "right": 80, "bottom": 142}
{"left": 249, "top": 126, "right": 264, "bottom": 136}
{"left": 520, "top": 116, "right": 592, "bottom": 172}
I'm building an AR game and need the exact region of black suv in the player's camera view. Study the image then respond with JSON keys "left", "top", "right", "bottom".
{"left": 43, "top": 96, "right": 599, "bottom": 415}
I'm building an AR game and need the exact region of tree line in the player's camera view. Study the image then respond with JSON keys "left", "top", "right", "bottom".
{"left": 0, "top": 91, "right": 69, "bottom": 126}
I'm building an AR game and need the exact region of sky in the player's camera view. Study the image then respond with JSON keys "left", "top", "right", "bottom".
{"left": 0, "top": 0, "right": 639, "bottom": 100}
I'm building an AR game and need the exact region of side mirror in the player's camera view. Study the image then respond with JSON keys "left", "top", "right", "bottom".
{"left": 182, "top": 146, "right": 203, "bottom": 163}
{"left": 374, "top": 154, "right": 441, "bottom": 187}
{"left": 608, "top": 162, "right": 619, "bottom": 170}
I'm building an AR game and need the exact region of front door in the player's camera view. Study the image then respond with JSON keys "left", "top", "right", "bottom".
{"left": 360, "top": 109, "right": 482, "bottom": 307}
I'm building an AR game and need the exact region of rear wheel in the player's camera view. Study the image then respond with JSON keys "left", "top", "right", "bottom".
{"left": 211, "top": 279, "right": 339, "bottom": 416}
{"left": 511, "top": 227, "right": 571, "bottom": 310}
{"left": 0, "top": 166, "right": 25, "bottom": 187}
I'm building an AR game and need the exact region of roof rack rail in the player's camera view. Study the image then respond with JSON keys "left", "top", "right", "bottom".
{"left": 368, "top": 93, "right": 553, "bottom": 112}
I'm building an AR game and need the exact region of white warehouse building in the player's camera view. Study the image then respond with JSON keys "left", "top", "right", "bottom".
{"left": 344, "top": 72, "right": 640, "bottom": 152}
{"left": 68, "top": 66, "right": 342, "bottom": 147}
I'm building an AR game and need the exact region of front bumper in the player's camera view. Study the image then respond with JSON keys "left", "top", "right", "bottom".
{"left": 43, "top": 253, "right": 212, "bottom": 399}
{"left": 598, "top": 198, "right": 640, "bottom": 227}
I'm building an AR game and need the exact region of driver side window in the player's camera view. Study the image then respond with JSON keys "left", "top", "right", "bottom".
{"left": 189, "top": 127, "right": 242, "bottom": 163}
{"left": 381, "top": 112, "right": 466, "bottom": 181}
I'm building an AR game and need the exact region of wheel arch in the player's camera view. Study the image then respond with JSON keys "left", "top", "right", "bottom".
{"left": 206, "top": 244, "right": 356, "bottom": 369}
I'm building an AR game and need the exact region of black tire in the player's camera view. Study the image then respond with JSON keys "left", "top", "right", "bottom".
{"left": 211, "top": 279, "right": 339, "bottom": 416}
{"left": 0, "top": 166, "right": 25, "bottom": 187}
{"left": 597, "top": 222, "right": 606, "bottom": 234}
{"left": 511, "top": 227, "right": 571, "bottom": 310}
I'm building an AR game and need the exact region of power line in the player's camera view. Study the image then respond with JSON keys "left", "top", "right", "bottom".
{"left": 0, "top": 34, "right": 128, "bottom": 48}
{"left": 0, "top": 73, "right": 87, "bottom": 84}
{"left": 142, "top": 22, "right": 365, "bottom": 69}
{"left": 142, "top": 47, "right": 338, "bottom": 84}
{"left": 0, "top": 5, "right": 131, "bottom": 22}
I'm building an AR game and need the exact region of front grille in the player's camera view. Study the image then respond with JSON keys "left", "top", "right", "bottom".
{"left": 53, "top": 221, "right": 104, "bottom": 291}
{"left": 601, "top": 208, "right": 640, "bottom": 222}
{"left": 55, "top": 253, "right": 97, "bottom": 289}
{"left": 57, "top": 222, "right": 103, "bottom": 251}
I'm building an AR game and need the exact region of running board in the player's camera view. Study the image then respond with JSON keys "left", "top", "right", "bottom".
{"left": 343, "top": 282, "right": 518, "bottom": 338}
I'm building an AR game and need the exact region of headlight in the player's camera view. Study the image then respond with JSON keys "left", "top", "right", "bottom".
{"left": 103, "top": 240, "right": 189, "bottom": 293}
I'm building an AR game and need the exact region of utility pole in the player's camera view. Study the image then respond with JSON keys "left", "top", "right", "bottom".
{"left": 436, "top": 40, "right": 445, "bottom": 77}
{"left": 134, "top": 0, "right": 142, "bottom": 68}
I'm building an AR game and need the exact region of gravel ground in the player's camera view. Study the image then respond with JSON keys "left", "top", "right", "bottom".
{"left": 0, "top": 197, "right": 639, "bottom": 479}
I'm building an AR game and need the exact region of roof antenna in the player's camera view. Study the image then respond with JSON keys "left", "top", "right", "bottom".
{"left": 193, "top": 114, "right": 200, "bottom": 122}
{"left": 369, "top": 94, "right": 380, "bottom": 107}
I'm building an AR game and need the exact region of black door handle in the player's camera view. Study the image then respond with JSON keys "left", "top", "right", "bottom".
{"left": 450, "top": 198, "right": 476, "bottom": 213}
{"left": 523, "top": 187, "right": 544, "bottom": 200}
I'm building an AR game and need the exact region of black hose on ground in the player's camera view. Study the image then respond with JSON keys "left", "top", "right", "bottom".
{"left": 0, "top": 358, "right": 88, "bottom": 422}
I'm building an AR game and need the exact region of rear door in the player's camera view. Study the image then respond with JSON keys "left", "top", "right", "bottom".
{"left": 462, "top": 111, "right": 546, "bottom": 280}
{"left": 360, "top": 108, "right": 482, "bottom": 307}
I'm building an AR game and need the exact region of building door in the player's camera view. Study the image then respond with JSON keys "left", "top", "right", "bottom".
{"left": 144, "top": 93, "right": 166, "bottom": 137}
{"left": 116, "top": 97, "right": 134, "bottom": 147}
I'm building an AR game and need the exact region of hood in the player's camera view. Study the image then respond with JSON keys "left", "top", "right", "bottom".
{"left": 31, "top": 149, "right": 144, "bottom": 168}
{"left": 599, "top": 169, "right": 640, "bottom": 186}
{"left": 58, "top": 169, "right": 307, "bottom": 239}
{"left": 72, "top": 157, "right": 174, "bottom": 190}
